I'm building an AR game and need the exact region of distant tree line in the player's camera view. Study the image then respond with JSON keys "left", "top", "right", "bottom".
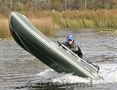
{"left": 0, "top": 0, "right": 117, "bottom": 12}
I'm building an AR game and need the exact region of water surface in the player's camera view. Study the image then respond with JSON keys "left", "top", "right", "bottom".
{"left": 0, "top": 28, "right": 117, "bottom": 90}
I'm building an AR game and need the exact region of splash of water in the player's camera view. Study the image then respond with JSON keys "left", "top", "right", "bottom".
{"left": 94, "top": 63, "right": 117, "bottom": 84}
{"left": 37, "top": 63, "right": 117, "bottom": 84}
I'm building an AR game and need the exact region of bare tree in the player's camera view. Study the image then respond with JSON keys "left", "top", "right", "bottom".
{"left": 101, "top": 0, "right": 105, "bottom": 9}
{"left": 74, "top": 0, "right": 79, "bottom": 9}
{"left": 10, "top": 0, "right": 13, "bottom": 10}
{"left": 85, "top": 0, "right": 87, "bottom": 10}
{"left": 64, "top": 0, "right": 67, "bottom": 10}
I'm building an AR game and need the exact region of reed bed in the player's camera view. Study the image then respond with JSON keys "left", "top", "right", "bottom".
{"left": 25, "top": 10, "right": 117, "bottom": 29}
{"left": 29, "top": 17, "right": 55, "bottom": 37}
{"left": 0, "top": 17, "right": 55, "bottom": 39}
{"left": 59, "top": 10, "right": 117, "bottom": 29}
{"left": 0, "top": 18, "right": 11, "bottom": 38}
{"left": 0, "top": 10, "right": 117, "bottom": 39}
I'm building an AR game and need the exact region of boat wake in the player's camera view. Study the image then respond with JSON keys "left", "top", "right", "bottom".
{"left": 37, "top": 63, "right": 117, "bottom": 84}
{"left": 37, "top": 69, "right": 89, "bottom": 83}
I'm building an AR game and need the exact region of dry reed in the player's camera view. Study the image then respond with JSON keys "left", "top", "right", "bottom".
{"left": 0, "top": 18, "right": 11, "bottom": 38}
{"left": 30, "top": 17, "right": 55, "bottom": 36}
{"left": 0, "top": 10, "right": 117, "bottom": 38}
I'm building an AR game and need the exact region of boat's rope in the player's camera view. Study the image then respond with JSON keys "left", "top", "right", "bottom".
{"left": 15, "top": 32, "right": 32, "bottom": 53}
{"left": 9, "top": 21, "right": 31, "bottom": 53}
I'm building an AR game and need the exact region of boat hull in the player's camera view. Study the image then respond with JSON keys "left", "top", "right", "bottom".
{"left": 9, "top": 12, "right": 101, "bottom": 80}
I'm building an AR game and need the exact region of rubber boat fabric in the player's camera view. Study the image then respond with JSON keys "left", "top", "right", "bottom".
{"left": 9, "top": 12, "right": 101, "bottom": 80}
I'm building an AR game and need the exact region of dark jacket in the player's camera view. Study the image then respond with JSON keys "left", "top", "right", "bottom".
{"left": 62, "top": 41, "right": 83, "bottom": 58}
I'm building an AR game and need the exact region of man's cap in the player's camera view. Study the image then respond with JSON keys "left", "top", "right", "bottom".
{"left": 67, "top": 34, "right": 74, "bottom": 40}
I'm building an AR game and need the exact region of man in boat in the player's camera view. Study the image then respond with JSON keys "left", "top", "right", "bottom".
{"left": 62, "top": 34, "right": 83, "bottom": 58}
{"left": 61, "top": 34, "right": 100, "bottom": 72}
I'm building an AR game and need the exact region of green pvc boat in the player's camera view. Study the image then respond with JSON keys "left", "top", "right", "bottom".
{"left": 9, "top": 12, "right": 101, "bottom": 80}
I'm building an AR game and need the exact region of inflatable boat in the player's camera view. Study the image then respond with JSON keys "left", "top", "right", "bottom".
{"left": 9, "top": 12, "right": 101, "bottom": 80}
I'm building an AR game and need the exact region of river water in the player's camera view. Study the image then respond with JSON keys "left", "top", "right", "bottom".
{"left": 0, "top": 28, "right": 117, "bottom": 90}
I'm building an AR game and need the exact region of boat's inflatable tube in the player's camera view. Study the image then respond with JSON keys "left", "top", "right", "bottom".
{"left": 9, "top": 12, "right": 101, "bottom": 80}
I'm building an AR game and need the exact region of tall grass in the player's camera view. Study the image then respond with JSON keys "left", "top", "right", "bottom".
{"left": 0, "top": 17, "right": 55, "bottom": 39}
{"left": 59, "top": 10, "right": 117, "bottom": 29}
{"left": 0, "top": 18, "right": 11, "bottom": 38}
{"left": 0, "top": 10, "right": 117, "bottom": 39}
{"left": 30, "top": 17, "right": 55, "bottom": 36}
{"left": 25, "top": 10, "right": 117, "bottom": 29}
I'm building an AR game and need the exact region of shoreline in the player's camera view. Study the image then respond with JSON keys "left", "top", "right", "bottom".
{"left": 0, "top": 10, "right": 117, "bottom": 38}
{"left": 0, "top": 28, "right": 117, "bottom": 41}
{"left": 0, "top": 38, "right": 12, "bottom": 41}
